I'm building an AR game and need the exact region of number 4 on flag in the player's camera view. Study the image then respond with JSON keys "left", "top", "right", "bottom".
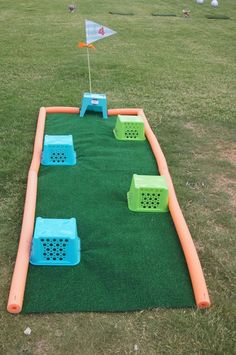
{"left": 98, "top": 27, "right": 105, "bottom": 36}
{"left": 85, "top": 20, "right": 117, "bottom": 45}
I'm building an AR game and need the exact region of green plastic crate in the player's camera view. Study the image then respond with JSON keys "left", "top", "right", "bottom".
{"left": 127, "top": 174, "right": 169, "bottom": 212}
{"left": 113, "top": 115, "right": 145, "bottom": 141}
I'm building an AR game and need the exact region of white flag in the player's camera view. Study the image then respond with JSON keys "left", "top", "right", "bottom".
{"left": 85, "top": 20, "right": 117, "bottom": 45}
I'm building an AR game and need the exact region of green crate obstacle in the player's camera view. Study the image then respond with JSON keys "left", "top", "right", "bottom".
{"left": 113, "top": 115, "right": 146, "bottom": 141}
{"left": 127, "top": 174, "right": 169, "bottom": 212}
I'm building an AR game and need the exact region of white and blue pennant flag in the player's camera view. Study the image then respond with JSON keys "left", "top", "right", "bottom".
{"left": 85, "top": 20, "right": 117, "bottom": 45}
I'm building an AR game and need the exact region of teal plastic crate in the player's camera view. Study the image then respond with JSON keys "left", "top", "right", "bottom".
{"left": 113, "top": 115, "right": 145, "bottom": 140}
{"left": 127, "top": 174, "right": 169, "bottom": 212}
{"left": 41, "top": 135, "right": 76, "bottom": 166}
{"left": 30, "top": 217, "right": 80, "bottom": 266}
{"left": 80, "top": 93, "right": 108, "bottom": 119}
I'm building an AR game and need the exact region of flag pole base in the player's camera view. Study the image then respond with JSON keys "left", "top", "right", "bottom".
{"left": 79, "top": 93, "right": 108, "bottom": 119}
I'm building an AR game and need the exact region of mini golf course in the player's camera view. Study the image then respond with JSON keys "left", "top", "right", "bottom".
{"left": 7, "top": 107, "right": 210, "bottom": 314}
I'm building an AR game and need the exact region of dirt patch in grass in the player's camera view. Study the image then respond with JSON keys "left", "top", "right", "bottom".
{"left": 35, "top": 340, "right": 53, "bottom": 355}
{"left": 194, "top": 240, "right": 205, "bottom": 253}
{"left": 218, "top": 143, "right": 236, "bottom": 166}
{"left": 213, "top": 175, "right": 236, "bottom": 209}
{"left": 184, "top": 121, "right": 206, "bottom": 138}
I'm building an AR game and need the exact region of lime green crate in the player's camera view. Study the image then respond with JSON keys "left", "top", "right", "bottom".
{"left": 127, "top": 174, "right": 169, "bottom": 212}
{"left": 113, "top": 115, "right": 145, "bottom": 141}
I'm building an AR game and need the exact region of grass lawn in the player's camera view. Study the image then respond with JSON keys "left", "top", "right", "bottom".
{"left": 0, "top": 0, "right": 235, "bottom": 354}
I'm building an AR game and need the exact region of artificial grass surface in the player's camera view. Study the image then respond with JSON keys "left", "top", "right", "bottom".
{"left": 205, "top": 15, "right": 230, "bottom": 19}
{"left": 109, "top": 11, "right": 134, "bottom": 16}
{"left": 22, "top": 113, "right": 195, "bottom": 313}
{"left": 151, "top": 13, "right": 177, "bottom": 17}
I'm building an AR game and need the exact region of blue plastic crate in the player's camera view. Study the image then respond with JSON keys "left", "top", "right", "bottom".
{"left": 30, "top": 217, "right": 80, "bottom": 266}
{"left": 80, "top": 93, "right": 108, "bottom": 119}
{"left": 41, "top": 135, "right": 76, "bottom": 166}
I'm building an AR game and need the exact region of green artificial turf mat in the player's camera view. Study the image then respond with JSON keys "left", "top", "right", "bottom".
{"left": 151, "top": 13, "right": 177, "bottom": 17}
{"left": 22, "top": 113, "right": 195, "bottom": 313}
{"left": 109, "top": 11, "right": 134, "bottom": 16}
{"left": 206, "top": 15, "right": 230, "bottom": 19}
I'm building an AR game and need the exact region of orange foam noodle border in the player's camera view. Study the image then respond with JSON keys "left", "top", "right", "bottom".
{"left": 7, "top": 107, "right": 210, "bottom": 314}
